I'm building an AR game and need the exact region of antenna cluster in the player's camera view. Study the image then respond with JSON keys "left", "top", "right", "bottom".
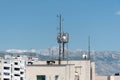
{"left": 57, "top": 14, "right": 69, "bottom": 64}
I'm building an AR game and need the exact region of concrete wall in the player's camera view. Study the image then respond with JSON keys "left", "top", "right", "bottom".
{"left": 61, "top": 60, "right": 93, "bottom": 80}
{"left": 91, "top": 62, "right": 95, "bottom": 80}
{"left": 26, "top": 64, "right": 75, "bottom": 80}
{"left": 95, "top": 76, "right": 109, "bottom": 80}
{"left": 110, "top": 76, "right": 120, "bottom": 80}
{"left": 95, "top": 75, "right": 120, "bottom": 80}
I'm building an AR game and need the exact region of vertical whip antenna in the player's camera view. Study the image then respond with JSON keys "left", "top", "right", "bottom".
{"left": 88, "top": 35, "right": 91, "bottom": 60}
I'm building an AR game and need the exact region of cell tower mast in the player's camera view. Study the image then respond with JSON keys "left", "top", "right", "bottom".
{"left": 59, "top": 14, "right": 62, "bottom": 64}
{"left": 57, "top": 14, "right": 69, "bottom": 64}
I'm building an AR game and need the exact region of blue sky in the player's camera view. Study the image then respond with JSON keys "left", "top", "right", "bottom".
{"left": 0, "top": 0, "right": 120, "bottom": 51}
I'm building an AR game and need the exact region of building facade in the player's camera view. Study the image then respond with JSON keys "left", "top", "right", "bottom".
{"left": 0, "top": 57, "right": 2, "bottom": 80}
{"left": 2, "top": 55, "right": 26, "bottom": 80}
{"left": 26, "top": 60, "right": 95, "bottom": 80}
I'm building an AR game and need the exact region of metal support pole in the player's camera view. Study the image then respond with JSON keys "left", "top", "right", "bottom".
{"left": 58, "top": 43, "right": 61, "bottom": 64}
{"left": 58, "top": 14, "right": 62, "bottom": 65}
{"left": 63, "top": 43, "right": 65, "bottom": 60}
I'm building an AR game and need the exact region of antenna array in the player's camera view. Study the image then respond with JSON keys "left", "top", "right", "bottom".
{"left": 57, "top": 14, "right": 69, "bottom": 64}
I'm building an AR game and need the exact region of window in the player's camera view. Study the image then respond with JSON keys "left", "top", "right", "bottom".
{"left": 20, "top": 77, "right": 23, "bottom": 80}
{"left": 20, "top": 72, "right": 24, "bottom": 74}
{"left": 37, "top": 75, "right": 46, "bottom": 80}
{"left": 4, "top": 67, "right": 10, "bottom": 70}
{"left": 14, "top": 68, "right": 20, "bottom": 71}
{"left": 28, "top": 62, "right": 33, "bottom": 65}
{"left": 4, "top": 62, "right": 7, "bottom": 64}
{"left": 4, "top": 72, "right": 10, "bottom": 75}
{"left": 14, "top": 74, "right": 20, "bottom": 76}
{"left": 55, "top": 75, "right": 59, "bottom": 80}
{"left": 14, "top": 62, "right": 18, "bottom": 65}
{"left": 4, "top": 78, "right": 9, "bottom": 80}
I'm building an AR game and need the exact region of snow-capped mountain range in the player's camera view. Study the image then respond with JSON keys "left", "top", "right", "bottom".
{"left": 1, "top": 48, "right": 120, "bottom": 75}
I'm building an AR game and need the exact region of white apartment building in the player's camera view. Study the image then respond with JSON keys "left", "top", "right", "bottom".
{"left": 2, "top": 55, "right": 26, "bottom": 80}
{"left": 0, "top": 57, "right": 2, "bottom": 80}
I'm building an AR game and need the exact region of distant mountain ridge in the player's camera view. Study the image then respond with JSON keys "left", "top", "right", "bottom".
{"left": 1, "top": 49, "right": 120, "bottom": 75}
